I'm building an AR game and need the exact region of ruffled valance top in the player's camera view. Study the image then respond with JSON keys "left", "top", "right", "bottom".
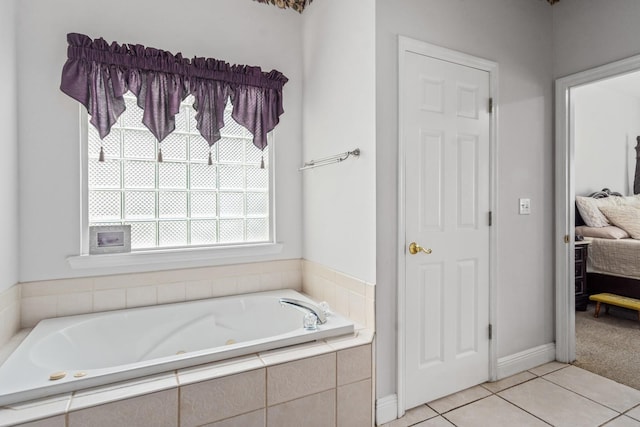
{"left": 60, "top": 33, "right": 288, "bottom": 154}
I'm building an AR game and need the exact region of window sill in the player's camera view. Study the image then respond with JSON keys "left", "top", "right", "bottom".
{"left": 67, "top": 243, "right": 284, "bottom": 271}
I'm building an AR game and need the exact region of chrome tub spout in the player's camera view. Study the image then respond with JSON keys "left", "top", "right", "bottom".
{"left": 279, "top": 298, "right": 327, "bottom": 324}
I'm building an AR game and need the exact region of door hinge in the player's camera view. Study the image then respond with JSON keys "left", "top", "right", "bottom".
{"left": 488, "top": 324, "right": 493, "bottom": 340}
{"left": 489, "top": 97, "right": 494, "bottom": 113}
{"left": 488, "top": 211, "right": 492, "bottom": 226}
{"left": 564, "top": 234, "right": 570, "bottom": 244}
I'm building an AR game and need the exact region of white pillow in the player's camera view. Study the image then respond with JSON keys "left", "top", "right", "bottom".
{"left": 620, "top": 194, "right": 640, "bottom": 206}
{"left": 575, "top": 196, "right": 619, "bottom": 227}
{"left": 575, "top": 225, "right": 629, "bottom": 239}
{"left": 599, "top": 205, "right": 640, "bottom": 239}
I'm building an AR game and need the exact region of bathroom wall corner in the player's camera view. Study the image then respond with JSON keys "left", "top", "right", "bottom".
{"left": 0, "top": 283, "right": 21, "bottom": 348}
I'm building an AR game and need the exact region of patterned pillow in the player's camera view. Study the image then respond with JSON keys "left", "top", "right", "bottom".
{"left": 575, "top": 196, "right": 618, "bottom": 228}
{"left": 599, "top": 205, "right": 640, "bottom": 239}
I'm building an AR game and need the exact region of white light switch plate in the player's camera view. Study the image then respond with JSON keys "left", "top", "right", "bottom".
{"left": 519, "top": 198, "right": 531, "bottom": 215}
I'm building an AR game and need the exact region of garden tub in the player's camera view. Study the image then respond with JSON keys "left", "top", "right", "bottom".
{"left": 0, "top": 289, "right": 353, "bottom": 406}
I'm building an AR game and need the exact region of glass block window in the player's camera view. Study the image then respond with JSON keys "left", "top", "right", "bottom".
{"left": 87, "top": 93, "right": 271, "bottom": 250}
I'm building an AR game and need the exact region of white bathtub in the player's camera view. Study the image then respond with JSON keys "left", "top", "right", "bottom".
{"left": 0, "top": 289, "right": 354, "bottom": 406}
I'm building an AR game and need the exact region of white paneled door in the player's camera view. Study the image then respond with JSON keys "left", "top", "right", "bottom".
{"left": 402, "top": 49, "right": 491, "bottom": 409}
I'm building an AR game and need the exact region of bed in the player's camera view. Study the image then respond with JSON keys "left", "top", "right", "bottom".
{"left": 575, "top": 189, "right": 640, "bottom": 299}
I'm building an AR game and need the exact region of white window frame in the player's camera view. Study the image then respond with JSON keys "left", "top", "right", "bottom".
{"left": 68, "top": 107, "right": 282, "bottom": 271}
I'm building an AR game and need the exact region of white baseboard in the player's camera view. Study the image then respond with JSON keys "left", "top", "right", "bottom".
{"left": 497, "top": 343, "right": 556, "bottom": 379}
{"left": 376, "top": 394, "right": 398, "bottom": 426}
{"left": 379, "top": 344, "right": 555, "bottom": 425}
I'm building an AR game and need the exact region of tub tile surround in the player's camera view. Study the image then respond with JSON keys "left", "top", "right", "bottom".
{"left": 180, "top": 369, "right": 266, "bottom": 427}
{"left": 0, "top": 338, "right": 373, "bottom": 427}
{"left": 70, "top": 389, "right": 179, "bottom": 427}
{"left": 302, "top": 260, "right": 375, "bottom": 330}
{"left": 19, "top": 259, "right": 303, "bottom": 328}
{"left": 267, "top": 353, "right": 336, "bottom": 405}
{"left": 0, "top": 394, "right": 71, "bottom": 427}
{"left": 0, "top": 284, "right": 20, "bottom": 349}
{"left": 1, "top": 258, "right": 377, "bottom": 426}
{"left": 68, "top": 373, "right": 179, "bottom": 413}
{"left": 267, "top": 389, "right": 336, "bottom": 427}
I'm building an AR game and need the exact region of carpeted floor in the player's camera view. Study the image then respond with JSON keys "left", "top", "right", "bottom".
{"left": 575, "top": 302, "right": 640, "bottom": 390}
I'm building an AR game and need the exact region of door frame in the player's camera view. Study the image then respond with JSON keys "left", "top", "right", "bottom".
{"left": 396, "top": 36, "right": 499, "bottom": 417}
{"left": 554, "top": 54, "right": 640, "bottom": 363}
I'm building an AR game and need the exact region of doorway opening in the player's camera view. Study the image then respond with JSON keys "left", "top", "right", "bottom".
{"left": 555, "top": 54, "right": 640, "bottom": 366}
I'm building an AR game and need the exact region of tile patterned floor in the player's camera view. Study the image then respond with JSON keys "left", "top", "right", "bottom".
{"left": 383, "top": 362, "right": 640, "bottom": 427}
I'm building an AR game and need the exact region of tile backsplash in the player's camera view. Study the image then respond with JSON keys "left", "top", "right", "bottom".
{"left": 301, "top": 260, "right": 375, "bottom": 329}
{"left": 20, "top": 260, "right": 302, "bottom": 328}
{"left": 16, "top": 258, "right": 376, "bottom": 332}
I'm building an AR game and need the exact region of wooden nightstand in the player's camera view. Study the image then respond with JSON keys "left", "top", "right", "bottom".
{"left": 575, "top": 241, "right": 590, "bottom": 311}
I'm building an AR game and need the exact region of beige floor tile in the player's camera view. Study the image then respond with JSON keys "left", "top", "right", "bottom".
{"left": 444, "top": 395, "right": 548, "bottom": 427}
{"left": 544, "top": 365, "right": 640, "bottom": 413}
{"left": 382, "top": 405, "right": 438, "bottom": 427}
{"left": 627, "top": 405, "right": 640, "bottom": 422}
{"left": 427, "top": 385, "right": 492, "bottom": 414}
{"left": 413, "top": 416, "right": 456, "bottom": 427}
{"left": 528, "top": 361, "right": 568, "bottom": 376}
{"left": 603, "top": 416, "right": 640, "bottom": 427}
{"left": 498, "top": 378, "right": 617, "bottom": 427}
{"left": 481, "top": 371, "right": 537, "bottom": 393}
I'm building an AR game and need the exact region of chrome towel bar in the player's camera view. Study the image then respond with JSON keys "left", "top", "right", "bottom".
{"left": 298, "top": 148, "right": 360, "bottom": 171}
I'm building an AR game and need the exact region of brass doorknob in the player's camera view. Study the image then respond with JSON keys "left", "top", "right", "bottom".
{"left": 409, "top": 242, "right": 432, "bottom": 255}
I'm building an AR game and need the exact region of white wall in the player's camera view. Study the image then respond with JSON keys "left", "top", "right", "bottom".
{"left": 17, "top": 0, "right": 303, "bottom": 282}
{"left": 574, "top": 84, "right": 640, "bottom": 196}
{"left": 301, "top": 0, "right": 376, "bottom": 284}
{"left": 0, "top": 0, "right": 19, "bottom": 293}
{"left": 553, "top": 0, "right": 640, "bottom": 79}
{"left": 375, "top": 0, "right": 555, "bottom": 399}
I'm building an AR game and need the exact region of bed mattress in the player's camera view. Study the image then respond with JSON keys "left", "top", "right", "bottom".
{"left": 586, "top": 237, "right": 640, "bottom": 279}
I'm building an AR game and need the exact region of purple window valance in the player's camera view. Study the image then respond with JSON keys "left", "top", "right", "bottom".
{"left": 60, "top": 33, "right": 288, "bottom": 154}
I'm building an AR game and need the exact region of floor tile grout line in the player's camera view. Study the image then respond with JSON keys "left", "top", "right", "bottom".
{"left": 598, "top": 413, "right": 634, "bottom": 427}
{"left": 440, "top": 377, "right": 555, "bottom": 427}
{"left": 493, "top": 391, "right": 555, "bottom": 426}
{"left": 622, "top": 402, "right": 640, "bottom": 419}
{"left": 437, "top": 413, "right": 458, "bottom": 427}
{"left": 422, "top": 375, "right": 547, "bottom": 420}
{"left": 428, "top": 374, "right": 544, "bottom": 417}
{"left": 550, "top": 367, "right": 640, "bottom": 417}
{"left": 423, "top": 369, "right": 565, "bottom": 427}
{"left": 391, "top": 363, "right": 634, "bottom": 427}
{"left": 481, "top": 374, "right": 540, "bottom": 395}
{"left": 538, "top": 374, "right": 630, "bottom": 415}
